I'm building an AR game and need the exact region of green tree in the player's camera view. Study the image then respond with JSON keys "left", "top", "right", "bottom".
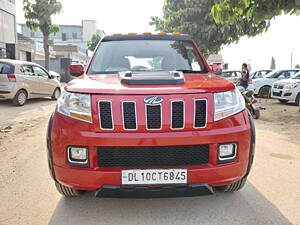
{"left": 270, "top": 56, "right": 276, "bottom": 70}
{"left": 212, "top": 0, "right": 300, "bottom": 25}
{"left": 295, "top": 64, "right": 300, "bottom": 68}
{"left": 150, "top": 0, "right": 269, "bottom": 55}
{"left": 23, "top": 0, "right": 62, "bottom": 71}
{"left": 87, "top": 34, "right": 101, "bottom": 52}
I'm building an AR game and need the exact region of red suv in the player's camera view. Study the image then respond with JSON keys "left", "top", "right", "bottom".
{"left": 47, "top": 33, "right": 255, "bottom": 198}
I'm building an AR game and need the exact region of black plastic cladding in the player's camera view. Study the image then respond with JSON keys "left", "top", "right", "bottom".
{"left": 97, "top": 145, "right": 209, "bottom": 168}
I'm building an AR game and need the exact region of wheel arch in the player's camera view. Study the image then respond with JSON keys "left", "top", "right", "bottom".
{"left": 245, "top": 111, "right": 256, "bottom": 177}
{"left": 46, "top": 112, "right": 57, "bottom": 181}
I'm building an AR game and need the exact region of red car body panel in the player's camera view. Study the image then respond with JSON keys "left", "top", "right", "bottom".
{"left": 65, "top": 73, "right": 235, "bottom": 95}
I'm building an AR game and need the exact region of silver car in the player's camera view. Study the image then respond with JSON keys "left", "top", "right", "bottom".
{"left": 0, "top": 59, "right": 61, "bottom": 106}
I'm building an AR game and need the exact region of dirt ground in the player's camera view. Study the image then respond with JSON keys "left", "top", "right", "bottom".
{"left": 257, "top": 98, "right": 300, "bottom": 144}
{"left": 0, "top": 98, "right": 299, "bottom": 225}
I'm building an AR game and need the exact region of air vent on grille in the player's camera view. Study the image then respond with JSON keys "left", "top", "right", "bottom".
{"left": 97, "top": 145, "right": 209, "bottom": 168}
{"left": 171, "top": 101, "right": 184, "bottom": 129}
{"left": 99, "top": 101, "right": 113, "bottom": 129}
{"left": 194, "top": 100, "right": 207, "bottom": 128}
{"left": 122, "top": 102, "right": 137, "bottom": 130}
{"left": 146, "top": 105, "right": 161, "bottom": 130}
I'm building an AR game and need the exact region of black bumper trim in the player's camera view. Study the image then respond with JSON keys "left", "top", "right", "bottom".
{"left": 95, "top": 183, "right": 214, "bottom": 198}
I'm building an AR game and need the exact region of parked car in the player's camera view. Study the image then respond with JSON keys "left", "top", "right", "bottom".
{"left": 250, "top": 70, "right": 272, "bottom": 79}
{"left": 0, "top": 59, "right": 61, "bottom": 106}
{"left": 220, "top": 70, "right": 241, "bottom": 83}
{"left": 49, "top": 71, "right": 61, "bottom": 82}
{"left": 271, "top": 71, "right": 300, "bottom": 105}
{"left": 252, "top": 69, "right": 300, "bottom": 98}
{"left": 47, "top": 33, "right": 256, "bottom": 198}
{"left": 220, "top": 70, "right": 254, "bottom": 91}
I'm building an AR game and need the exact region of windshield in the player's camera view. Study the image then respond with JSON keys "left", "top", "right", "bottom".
{"left": 220, "top": 71, "right": 241, "bottom": 78}
{"left": 266, "top": 70, "right": 300, "bottom": 78}
{"left": 292, "top": 72, "right": 300, "bottom": 79}
{"left": 87, "top": 40, "right": 206, "bottom": 74}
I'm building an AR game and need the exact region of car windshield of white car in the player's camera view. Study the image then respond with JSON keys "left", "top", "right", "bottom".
{"left": 87, "top": 40, "right": 207, "bottom": 74}
{"left": 292, "top": 73, "right": 300, "bottom": 79}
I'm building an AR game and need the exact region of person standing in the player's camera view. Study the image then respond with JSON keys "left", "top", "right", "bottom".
{"left": 239, "top": 63, "right": 250, "bottom": 89}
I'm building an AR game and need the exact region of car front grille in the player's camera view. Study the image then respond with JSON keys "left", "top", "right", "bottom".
{"left": 273, "top": 91, "right": 282, "bottom": 97}
{"left": 274, "top": 84, "right": 284, "bottom": 89}
{"left": 97, "top": 97, "right": 207, "bottom": 131}
{"left": 97, "top": 145, "right": 209, "bottom": 168}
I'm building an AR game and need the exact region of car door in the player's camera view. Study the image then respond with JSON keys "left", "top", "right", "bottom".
{"left": 20, "top": 65, "right": 40, "bottom": 97}
{"left": 33, "top": 66, "right": 56, "bottom": 96}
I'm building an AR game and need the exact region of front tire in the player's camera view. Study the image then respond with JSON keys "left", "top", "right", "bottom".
{"left": 258, "top": 86, "right": 271, "bottom": 98}
{"left": 278, "top": 99, "right": 289, "bottom": 103}
{"left": 55, "top": 181, "right": 81, "bottom": 197}
{"left": 295, "top": 93, "right": 300, "bottom": 106}
{"left": 252, "top": 110, "right": 260, "bottom": 119}
{"left": 217, "top": 177, "right": 247, "bottom": 192}
{"left": 13, "top": 89, "right": 27, "bottom": 106}
{"left": 52, "top": 88, "right": 61, "bottom": 100}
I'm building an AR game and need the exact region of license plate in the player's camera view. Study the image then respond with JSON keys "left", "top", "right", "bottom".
{"left": 121, "top": 169, "right": 187, "bottom": 185}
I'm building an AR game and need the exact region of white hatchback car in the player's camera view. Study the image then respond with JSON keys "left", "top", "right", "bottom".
{"left": 271, "top": 72, "right": 300, "bottom": 105}
{"left": 0, "top": 59, "right": 61, "bottom": 106}
{"left": 253, "top": 69, "right": 300, "bottom": 98}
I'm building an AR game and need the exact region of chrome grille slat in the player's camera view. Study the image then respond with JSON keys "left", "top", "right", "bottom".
{"left": 194, "top": 99, "right": 207, "bottom": 128}
{"left": 171, "top": 100, "right": 184, "bottom": 129}
{"left": 146, "top": 104, "right": 162, "bottom": 130}
{"left": 99, "top": 101, "right": 114, "bottom": 129}
{"left": 122, "top": 101, "right": 137, "bottom": 130}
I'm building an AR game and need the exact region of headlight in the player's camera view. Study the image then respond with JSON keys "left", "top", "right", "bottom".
{"left": 57, "top": 91, "right": 92, "bottom": 123}
{"left": 285, "top": 83, "right": 298, "bottom": 89}
{"left": 214, "top": 88, "right": 245, "bottom": 121}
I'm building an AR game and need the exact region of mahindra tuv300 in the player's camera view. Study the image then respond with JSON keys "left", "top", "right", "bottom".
{"left": 47, "top": 33, "right": 255, "bottom": 198}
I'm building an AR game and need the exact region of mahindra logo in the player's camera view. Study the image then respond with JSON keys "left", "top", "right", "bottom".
{"left": 144, "top": 96, "right": 163, "bottom": 105}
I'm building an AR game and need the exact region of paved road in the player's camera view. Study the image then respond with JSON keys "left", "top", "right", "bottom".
{"left": 0, "top": 101, "right": 299, "bottom": 225}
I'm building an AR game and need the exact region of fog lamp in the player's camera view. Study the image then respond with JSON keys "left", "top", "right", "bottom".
{"left": 218, "top": 143, "right": 237, "bottom": 163}
{"left": 67, "top": 147, "right": 88, "bottom": 166}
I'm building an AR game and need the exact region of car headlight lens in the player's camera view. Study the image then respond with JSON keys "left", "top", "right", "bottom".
{"left": 214, "top": 88, "right": 245, "bottom": 121}
{"left": 57, "top": 91, "right": 92, "bottom": 123}
{"left": 285, "top": 83, "right": 298, "bottom": 89}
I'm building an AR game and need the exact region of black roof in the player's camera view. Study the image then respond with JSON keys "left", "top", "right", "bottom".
{"left": 102, "top": 34, "right": 192, "bottom": 42}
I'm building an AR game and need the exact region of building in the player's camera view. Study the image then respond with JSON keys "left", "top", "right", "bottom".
{"left": 0, "top": 0, "right": 17, "bottom": 59}
{"left": 19, "top": 20, "right": 105, "bottom": 63}
{"left": 17, "top": 33, "right": 55, "bottom": 61}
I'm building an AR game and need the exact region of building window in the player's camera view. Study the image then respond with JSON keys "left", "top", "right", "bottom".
{"left": 72, "top": 32, "right": 77, "bottom": 39}
{"left": 30, "top": 32, "right": 35, "bottom": 38}
{"left": 62, "top": 33, "right": 67, "bottom": 41}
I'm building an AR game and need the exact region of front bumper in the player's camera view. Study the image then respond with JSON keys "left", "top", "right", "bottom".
{"left": 271, "top": 87, "right": 297, "bottom": 102}
{"left": 95, "top": 183, "right": 213, "bottom": 198}
{"left": 49, "top": 110, "right": 253, "bottom": 191}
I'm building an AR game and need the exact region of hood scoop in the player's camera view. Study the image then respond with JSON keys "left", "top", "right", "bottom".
{"left": 119, "top": 70, "right": 185, "bottom": 85}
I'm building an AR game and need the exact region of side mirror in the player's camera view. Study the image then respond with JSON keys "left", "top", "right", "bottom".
{"left": 69, "top": 64, "right": 84, "bottom": 77}
{"left": 278, "top": 75, "right": 285, "bottom": 80}
{"left": 49, "top": 74, "right": 55, "bottom": 79}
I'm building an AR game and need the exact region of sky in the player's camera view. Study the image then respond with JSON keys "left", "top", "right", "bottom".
{"left": 15, "top": 0, "right": 300, "bottom": 71}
